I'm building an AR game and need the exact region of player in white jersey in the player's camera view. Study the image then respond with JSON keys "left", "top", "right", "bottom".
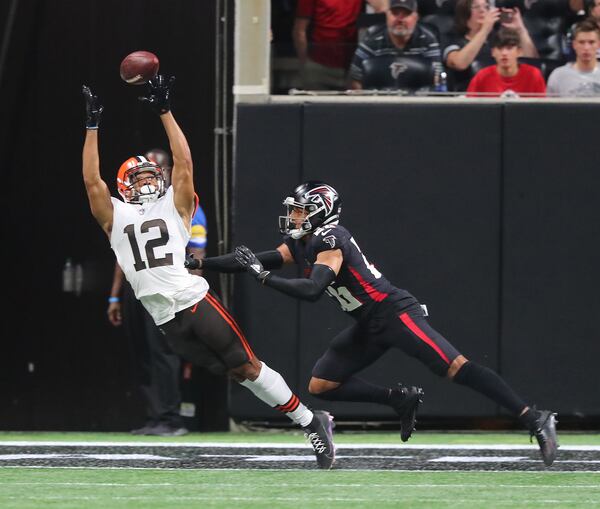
{"left": 81, "top": 76, "right": 335, "bottom": 469}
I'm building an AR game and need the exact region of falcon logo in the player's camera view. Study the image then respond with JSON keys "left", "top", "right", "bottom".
{"left": 390, "top": 62, "right": 408, "bottom": 79}
{"left": 323, "top": 235, "right": 336, "bottom": 248}
{"left": 524, "top": 0, "right": 539, "bottom": 9}
{"left": 304, "top": 185, "right": 337, "bottom": 216}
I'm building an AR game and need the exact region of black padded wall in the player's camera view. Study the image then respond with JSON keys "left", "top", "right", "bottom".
{"left": 501, "top": 103, "right": 600, "bottom": 416}
{"left": 232, "top": 100, "right": 600, "bottom": 423}
{"left": 232, "top": 102, "right": 504, "bottom": 419}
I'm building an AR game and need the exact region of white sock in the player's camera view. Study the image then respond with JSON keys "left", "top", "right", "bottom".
{"left": 239, "top": 361, "right": 314, "bottom": 427}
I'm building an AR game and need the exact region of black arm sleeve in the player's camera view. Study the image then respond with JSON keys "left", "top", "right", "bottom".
{"left": 202, "top": 250, "right": 284, "bottom": 273}
{"left": 263, "top": 264, "right": 336, "bottom": 302}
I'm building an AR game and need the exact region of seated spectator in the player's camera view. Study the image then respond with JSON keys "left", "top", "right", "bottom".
{"left": 444, "top": 0, "right": 539, "bottom": 91}
{"left": 467, "top": 28, "right": 546, "bottom": 97}
{"left": 548, "top": 19, "right": 600, "bottom": 96}
{"left": 293, "top": 0, "right": 384, "bottom": 91}
{"left": 350, "top": 0, "right": 443, "bottom": 90}
{"left": 563, "top": 0, "right": 600, "bottom": 61}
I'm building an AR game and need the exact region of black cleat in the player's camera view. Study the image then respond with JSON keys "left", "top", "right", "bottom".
{"left": 389, "top": 385, "right": 424, "bottom": 442}
{"left": 303, "top": 410, "right": 335, "bottom": 469}
{"left": 530, "top": 409, "right": 559, "bottom": 466}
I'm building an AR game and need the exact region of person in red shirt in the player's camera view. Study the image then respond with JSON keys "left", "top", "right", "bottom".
{"left": 467, "top": 28, "right": 546, "bottom": 97}
{"left": 293, "top": 0, "right": 384, "bottom": 90}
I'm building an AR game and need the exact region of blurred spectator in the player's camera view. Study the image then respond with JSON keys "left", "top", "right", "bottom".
{"left": 444, "top": 0, "right": 539, "bottom": 91}
{"left": 548, "top": 19, "right": 600, "bottom": 96}
{"left": 293, "top": 0, "right": 384, "bottom": 90}
{"left": 467, "top": 28, "right": 546, "bottom": 97}
{"left": 563, "top": 0, "right": 600, "bottom": 60}
{"left": 350, "top": 0, "right": 443, "bottom": 90}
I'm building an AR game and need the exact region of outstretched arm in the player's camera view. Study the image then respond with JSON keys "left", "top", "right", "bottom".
{"left": 185, "top": 248, "right": 286, "bottom": 273}
{"left": 162, "top": 111, "right": 194, "bottom": 221}
{"left": 234, "top": 246, "right": 341, "bottom": 302}
{"left": 81, "top": 86, "right": 113, "bottom": 236}
{"left": 139, "top": 76, "right": 195, "bottom": 222}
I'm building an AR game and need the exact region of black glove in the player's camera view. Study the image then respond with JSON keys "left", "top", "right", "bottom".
{"left": 234, "top": 246, "right": 270, "bottom": 283}
{"left": 184, "top": 253, "right": 201, "bottom": 270}
{"left": 82, "top": 85, "right": 103, "bottom": 129}
{"left": 138, "top": 75, "right": 175, "bottom": 115}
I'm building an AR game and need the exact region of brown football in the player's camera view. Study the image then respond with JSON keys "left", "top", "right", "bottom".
{"left": 119, "top": 51, "right": 159, "bottom": 85}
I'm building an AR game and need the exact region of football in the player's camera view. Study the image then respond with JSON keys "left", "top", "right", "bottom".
{"left": 119, "top": 51, "right": 159, "bottom": 85}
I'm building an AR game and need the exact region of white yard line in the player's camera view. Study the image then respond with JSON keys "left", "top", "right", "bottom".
{"left": 0, "top": 441, "right": 599, "bottom": 451}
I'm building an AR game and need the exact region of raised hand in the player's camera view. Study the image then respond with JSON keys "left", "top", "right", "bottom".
{"left": 500, "top": 7, "right": 524, "bottom": 32}
{"left": 234, "top": 246, "right": 270, "bottom": 282}
{"left": 82, "top": 85, "right": 104, "bottom": 129}
{"left": 138, "top": 75, "right": 175, "bottom": 115}
{"left": 481, "top": 7, "right": 501, "bottom": 35}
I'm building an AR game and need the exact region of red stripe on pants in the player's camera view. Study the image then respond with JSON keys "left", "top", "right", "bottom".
{"left": 399, "top": 312, "right": 450, "bottom": 364}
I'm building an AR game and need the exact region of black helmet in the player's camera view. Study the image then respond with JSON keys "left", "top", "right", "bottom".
{"left": 279, "top": 181, "right": 342, "bottom": 239}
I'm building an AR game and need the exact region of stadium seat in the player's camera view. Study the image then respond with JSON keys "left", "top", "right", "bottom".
{"left": 418, "top": 0, "right": 457, "bottom": 17}
{"left": 361, "top": 55, "right": 436, "bottom": 91}
{"left": 422, "top": 13, "right": 456, "bottom": 47}
{"left": 522, "top": 14, "right": 567, "bottom": 61}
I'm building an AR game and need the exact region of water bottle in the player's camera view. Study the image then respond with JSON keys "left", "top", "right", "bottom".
{"left": 62, "top": 258, "right": 74, "bottom": 293}
{"left": 434, "top": 69, "right": 448, "bottom": 93}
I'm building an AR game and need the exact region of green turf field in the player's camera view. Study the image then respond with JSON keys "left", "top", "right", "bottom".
{"left": 0, "top": 431, "right": 598, "bottom": 509}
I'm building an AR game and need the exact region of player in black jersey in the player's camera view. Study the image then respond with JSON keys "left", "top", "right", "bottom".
{"left": 187, "top": 181, "right": 558, "bottom": 466}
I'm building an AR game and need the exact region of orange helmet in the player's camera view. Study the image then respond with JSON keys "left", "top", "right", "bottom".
{"left": 117, "top": 156, "right": 166, "bottom": 204}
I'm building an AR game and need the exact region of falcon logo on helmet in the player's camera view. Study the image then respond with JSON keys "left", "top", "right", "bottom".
{"left": 279, "top": 181, "right": 342, "bottom": 239}
{"left": 117, "top": 156, "right": 166, "bottom": 204}
{"left": 305, "top": 185, "right": 337, "bottom": 216}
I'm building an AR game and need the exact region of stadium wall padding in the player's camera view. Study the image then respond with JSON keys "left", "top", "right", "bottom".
{"left": 230, "top": 101, "right": 600, "bottom": 422}
{"left": 501, "top": 103, "right": 600, "bottom": 417}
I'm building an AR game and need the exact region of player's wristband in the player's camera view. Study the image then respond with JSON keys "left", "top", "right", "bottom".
{"left": 108, "top": 296, "right": 120, "bottom": 303}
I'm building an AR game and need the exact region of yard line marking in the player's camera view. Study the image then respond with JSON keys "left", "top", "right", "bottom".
{"left": 0, "top": 441, "right": 599, "bottom": 451}
{"left": 430, "top": 456, "right": 530, "bottom": 463}
{"left": 244, "top": 455, "right": 415, "bottom": 462}
{"left": 1, "top": 482, "right": 599, "bottom": 489}
{"left": 0, "top": 453, "right": 176, "bottom": 461}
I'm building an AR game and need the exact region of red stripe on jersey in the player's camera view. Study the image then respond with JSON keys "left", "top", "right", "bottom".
{"left": 348, "top": 265, "right": 388, "bottom": 302}
{"left": 399, "top": 312, "right": 450, "bottom": 365}
{"left": 205, "top": 293, "right": 255, "bottom": 359}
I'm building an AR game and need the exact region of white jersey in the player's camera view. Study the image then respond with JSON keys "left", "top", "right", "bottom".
{"left": 110, "top": 187, "right": 209, "bottom": 325}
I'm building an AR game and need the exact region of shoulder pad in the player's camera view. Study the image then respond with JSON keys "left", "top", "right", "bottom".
{"left": 312, "top": 224, "right": 349, "bottom": 251}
